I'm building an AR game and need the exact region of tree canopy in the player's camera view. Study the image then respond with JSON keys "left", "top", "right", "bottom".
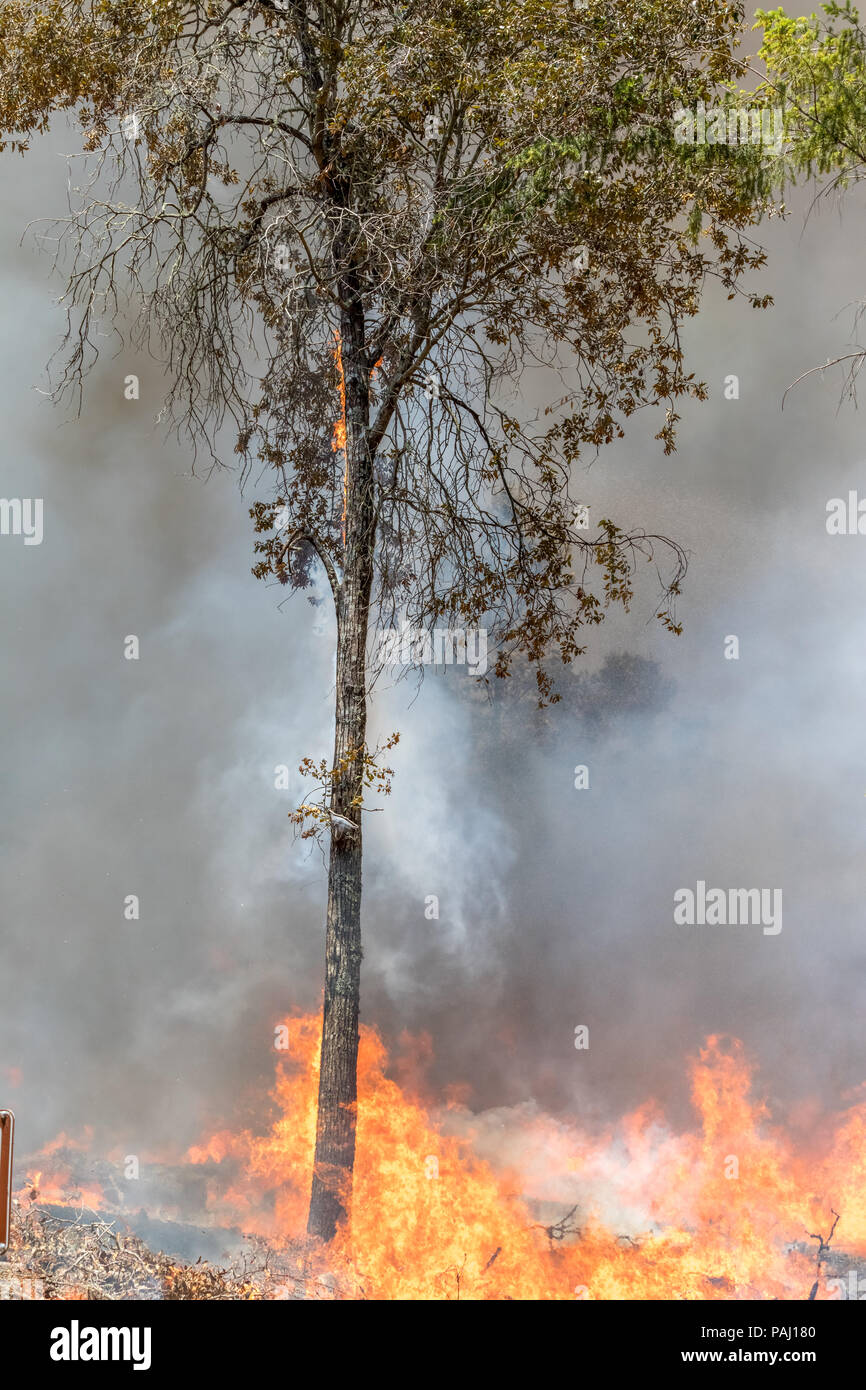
{"left": 0, "top": 0, "right": 774, "bottom": 695}
{"left": 758, "top": 2, "right": 866, "bottom": 181}
{"left": 757, "top": 2, "right": 866, "bottom": 397}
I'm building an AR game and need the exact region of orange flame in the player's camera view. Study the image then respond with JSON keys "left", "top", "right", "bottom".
{"left": 19, "top": 1023, "right": 866, "bottom": 1299}
{"left": 22, "top": 1163, "right": 106, "bottom": 1211}
{"left": 331, "top": 329, "right": 347, "bottom": 457}
{"left": 331, "top": 330, "right": 348, "bottom": 547}
{"left": 331, "top": 331, "right": 381, "bottom": 550}
{"left": 183, "top": 1021, "right": 866, "bottom": 1299}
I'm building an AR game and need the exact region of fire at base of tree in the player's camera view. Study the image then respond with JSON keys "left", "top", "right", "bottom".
{"left": 5, "top": 1021, "right": 866, "bottom": 1302}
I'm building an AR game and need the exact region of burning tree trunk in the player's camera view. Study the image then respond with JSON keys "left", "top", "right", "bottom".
{"left": 308, "top": 295, "right": 376, "bottom": 1243}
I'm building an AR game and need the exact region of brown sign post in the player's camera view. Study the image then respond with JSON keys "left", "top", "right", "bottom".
{"left": 0, "top": 1110, "right": 14, "bottom": 1254}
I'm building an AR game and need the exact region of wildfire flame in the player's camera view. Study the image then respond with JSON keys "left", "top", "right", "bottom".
{"left": 19, "top": 1023, "right": 866, "bottom": 1299}
{"left": 183, "top": 1020, "right": 866, "bottom": 1299}
{"left": 331, "top": 330, "right": 381, "bottom": 550}
{"left": 332, "top": 330, "right": 348, "bottom": 546}
{"left": 23, "top": 1165, "right": 105, "bottom": 1211}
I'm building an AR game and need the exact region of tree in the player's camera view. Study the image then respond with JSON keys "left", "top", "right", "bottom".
{"left": 0, "top": 0, "right": 771, "bottom": 1242}
{"left": 757, "top": 2, "right": 866, "bottom": 398}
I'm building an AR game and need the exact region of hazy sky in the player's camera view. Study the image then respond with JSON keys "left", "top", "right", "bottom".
{"left": 2, "top": 111, "right": 866, "bottom": 1180}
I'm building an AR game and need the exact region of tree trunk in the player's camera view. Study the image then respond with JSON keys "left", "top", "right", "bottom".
{"left": 307, "top": 293, "right": 375, "bottom": 1243}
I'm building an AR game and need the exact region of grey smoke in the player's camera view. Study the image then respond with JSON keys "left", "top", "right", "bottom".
{"left": 2, "top": 124, "right": 866, "bottom": 1202}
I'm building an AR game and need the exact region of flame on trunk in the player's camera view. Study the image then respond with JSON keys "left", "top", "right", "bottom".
{"left": 331, "top": 330, "right": 381, "bottom": 551}
{"left": 332, "top": 330, "right": 348, "bottom": 546}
